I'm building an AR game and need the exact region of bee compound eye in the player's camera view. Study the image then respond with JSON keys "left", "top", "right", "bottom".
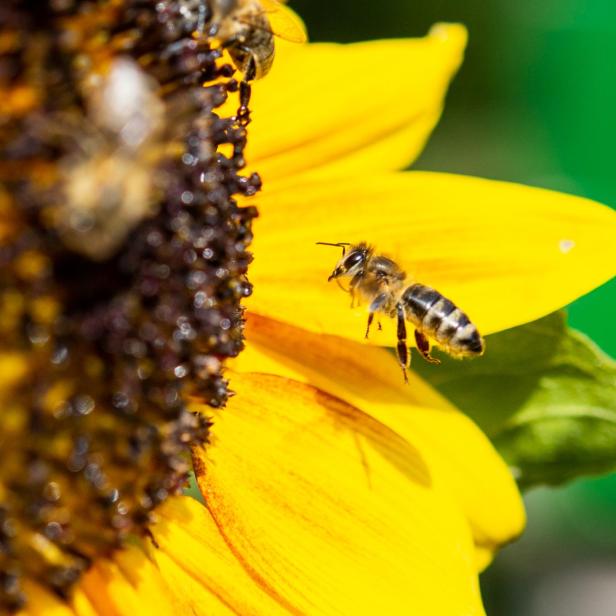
{"left": 344, "top": 251, "right": 364, "bottom": 270}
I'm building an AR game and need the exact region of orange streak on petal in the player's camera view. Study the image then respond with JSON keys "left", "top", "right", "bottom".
{"left": 151, "top": 496, "right": 291, "bottom": 615}
{"left": 191, "top": 373, "right": 485, "bottom": 615}
{"left": 231, "top": 314, "right": 525, "bottom": 564}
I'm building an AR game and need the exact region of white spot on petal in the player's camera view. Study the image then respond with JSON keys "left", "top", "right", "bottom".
{"left": 559, "top": 239, "right": 575, "bottom": 254}
{"left": 430, "top": 24, "right": 450, "bottom": 40}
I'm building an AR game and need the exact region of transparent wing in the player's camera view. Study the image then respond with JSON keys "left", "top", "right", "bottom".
{"left": 259, "top": 0, "right": 308, "bottom": 43}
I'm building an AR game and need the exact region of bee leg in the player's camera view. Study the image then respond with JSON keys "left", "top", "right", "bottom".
{"left": 349, "top": 271, "right": 363, "bottom": 309}
{"left": 396, "top": 303, "right": 409, "bottom": 384}
{"left": 243, "top": 55, "right": 257, "bottom": 82}
{"left": 414, "top": 330, "right": 441, "bottom": 365}
{"left": 223, "top": 38, "right": 258, "bottom": 81}
{"left": 365, "top": 293, "right": 387, "bottom": 339}
{"left": 365, "top": 313, "right": 374, "bottom": 338}
{"left": 237, "top": 80, "right": 252, "bottom": 127}
{"left": 377, "top": 321, "right": 382, "bottom": 331}
{"left": 239, "top": 80, "right": 252, "bottom": 109}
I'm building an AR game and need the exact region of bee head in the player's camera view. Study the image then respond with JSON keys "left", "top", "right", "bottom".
{"left": 316, "top": 242, "right": 369, "bottom": 281}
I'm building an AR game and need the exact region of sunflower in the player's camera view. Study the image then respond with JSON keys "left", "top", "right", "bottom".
{"left": 2, "top": 2, "right": 616, "bottom": 615}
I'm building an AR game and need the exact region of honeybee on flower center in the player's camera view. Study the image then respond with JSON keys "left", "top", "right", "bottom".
{"left": 205, "top": 0, "right": 307, "bottom": 80}
{"left": 319, "top": 242, "right": 485, "bottom": 383}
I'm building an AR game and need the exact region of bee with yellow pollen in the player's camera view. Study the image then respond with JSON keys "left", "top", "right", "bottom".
{"left": 0, "top": 1, "right": 615, "bottom": 615}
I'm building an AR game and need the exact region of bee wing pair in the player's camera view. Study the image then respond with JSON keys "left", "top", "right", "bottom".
{"left": 240, "top": 0, "right": 307, "bottom": 43}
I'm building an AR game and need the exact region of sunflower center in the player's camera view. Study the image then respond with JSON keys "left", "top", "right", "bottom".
{"left": 0, "top": 1, "right": 258, "bottom": 610}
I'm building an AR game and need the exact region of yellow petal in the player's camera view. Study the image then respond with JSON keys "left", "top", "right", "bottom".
{"left": 232, "top": 314, "right": 525, "bottom": 566}
{"left": 112, "top": 547, "right": 178, "bottom": 614}
{"left": 20, "top": 583, "right": 97, "bottom": 616}
{"left": 249, "top": 171, "right": 616, "bottom": 341}
{"left": 79, "top": 552, "right": 172, "bottom": 616}
{"left": 244, "top": 24, "right": 467, "bottom": 183}
{"left": 19, "top": 582, "right": 76, "bottom": 616}
{"left": 68, "top": 539, "right": 208, "bottom": 616}
{"left": 150, "top": 496, "right": 291, "bottom": 615}
{"left": 191, "top": 373, "right": 485, "bottom": 615}
{"left": 24, "top": 494, "right": 295, "bottom": 616}
{"left": 69, "top": 589, "right": 98, "bottom": 616}
{"left": 474, "top": 545, "right": 497, "bottom": 573}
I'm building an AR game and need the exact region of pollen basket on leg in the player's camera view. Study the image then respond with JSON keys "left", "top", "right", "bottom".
{"left": 0, "top": 1, "right": 259, "bottom": 611}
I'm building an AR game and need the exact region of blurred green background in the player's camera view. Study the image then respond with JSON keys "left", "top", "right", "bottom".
{"left": 291, "top": 0, "right": 616, "bottom": 614}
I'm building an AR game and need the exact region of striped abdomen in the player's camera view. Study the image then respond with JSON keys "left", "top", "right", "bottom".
{"left": 401, "top": 283, "right": 484, "bottom": 357}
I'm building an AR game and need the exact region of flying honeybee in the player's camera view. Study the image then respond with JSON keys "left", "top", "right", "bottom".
{"left": 318, "top": 242, "right": 485, "bottom": 382}
{"left": 205, "top": 0, "right": 307, "bottom": 80}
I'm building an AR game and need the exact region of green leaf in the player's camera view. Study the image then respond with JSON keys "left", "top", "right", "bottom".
{"left": 183, "top": 471, "right": 205, "bottom": 504}
{"left": 412, "top": 312, "right": 616, "bottom": 489}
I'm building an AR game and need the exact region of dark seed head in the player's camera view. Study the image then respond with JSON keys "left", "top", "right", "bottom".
{"left": 0, "top": 0, "right": 258, "bottom": 609}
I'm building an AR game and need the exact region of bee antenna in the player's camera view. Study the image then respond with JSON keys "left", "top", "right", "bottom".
{"left": 316, "top": 241, "right": 351, "bottom": 256}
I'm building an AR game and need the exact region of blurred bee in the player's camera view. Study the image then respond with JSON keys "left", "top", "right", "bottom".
{"left": 205, "top": 0, "right": 307, "bottom": 80}
{"left": 318, "top": 242, "right": 484, "bottom": 383}
{"left": 49, "top": 57, "right": 170, "bottom": 261}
